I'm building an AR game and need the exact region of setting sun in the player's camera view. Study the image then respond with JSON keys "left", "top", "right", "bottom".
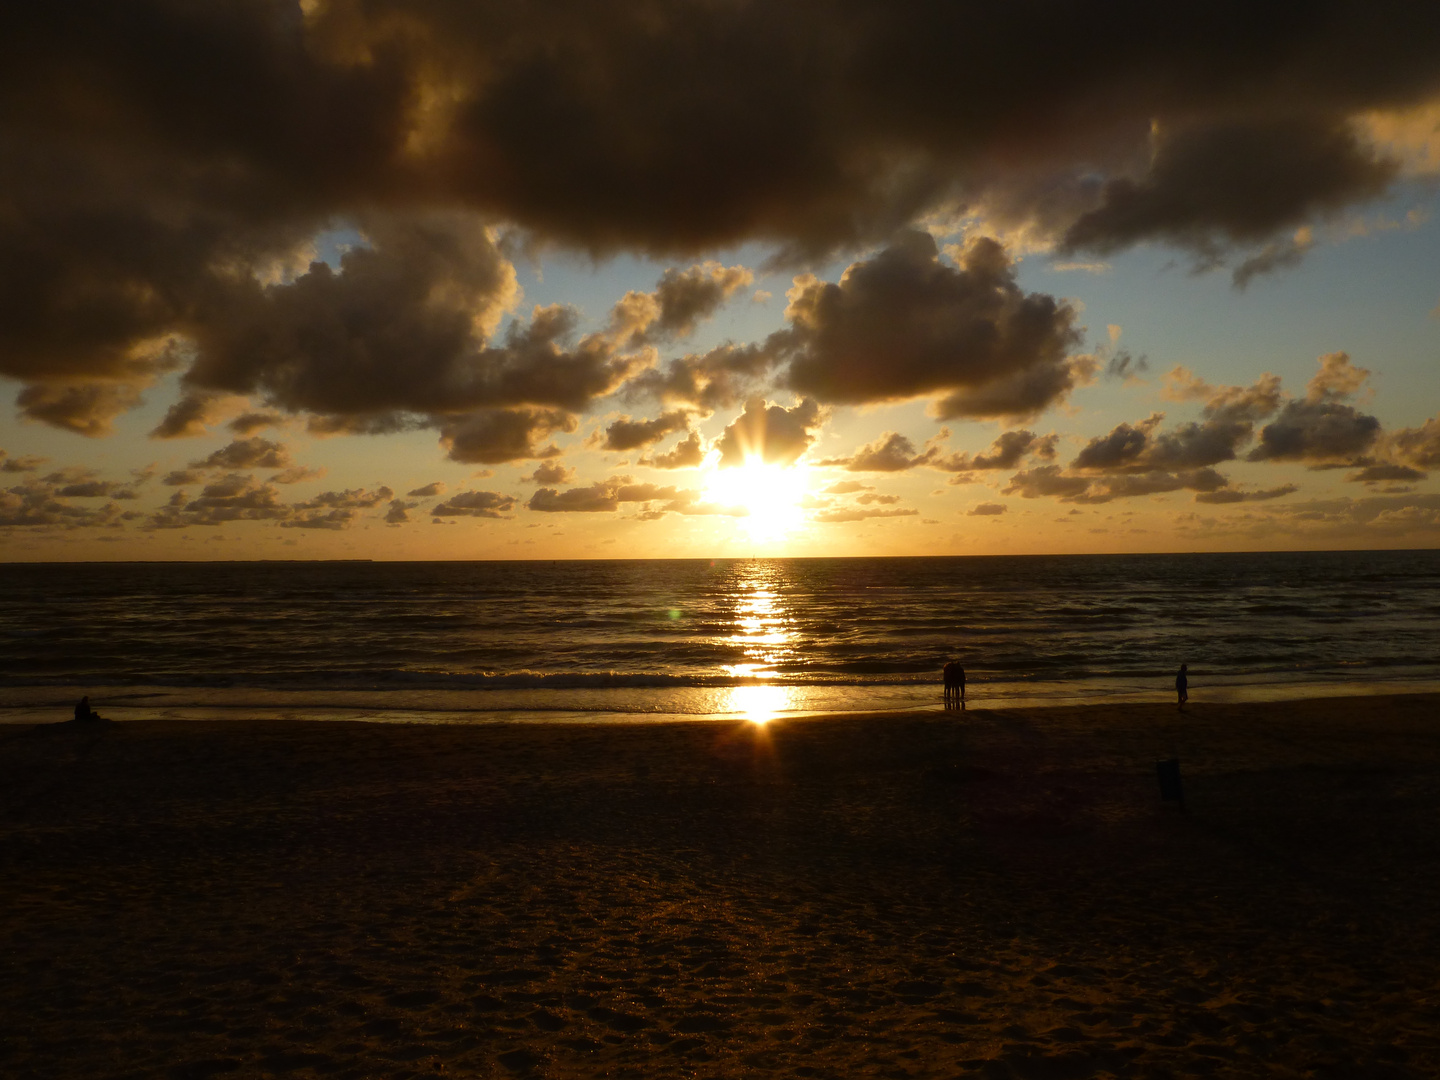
{"left": 703, "top": 457, "right": 810, "bottom": 540}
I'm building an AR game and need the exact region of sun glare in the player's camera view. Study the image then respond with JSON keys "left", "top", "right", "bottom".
{"left": 703, "top": 456, "right": 809, "bottom": 540}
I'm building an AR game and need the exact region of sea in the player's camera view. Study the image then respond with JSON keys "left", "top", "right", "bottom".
{"left": 3, "top": 551, "right": 1439, "bottom": 725}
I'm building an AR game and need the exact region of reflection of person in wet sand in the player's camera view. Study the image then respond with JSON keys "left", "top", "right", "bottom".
{"left": 1176, "top": 664, "right": 1188, "bottom": 711}
{"left": 73, "top": 696, "right": 105, "bottom": 722}
{"left": 943, "top": 662, "right": 966, "bottom": 709}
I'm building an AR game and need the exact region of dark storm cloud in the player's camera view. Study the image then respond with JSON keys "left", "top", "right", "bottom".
{"left": 1062, "top": 118, "right": 1396, "bottom": 261}
{"left": 714, "top": 398, "right": 824, "bottom": 468}
{"left": 5, "top": 0, "right": 1440, "bottom": 437}
{"left": 779, "top": 232, "right": 1087, "bottom": 418}
{"left": 601, "top": 411, "right": 692, "bottom": 452}
{"left": 438, "top": 408, "right": 576, "bottom": 464}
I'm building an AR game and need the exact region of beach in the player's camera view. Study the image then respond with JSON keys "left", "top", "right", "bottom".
{"left": 4, "top": 695, "right": 1440, "bottom": 1078}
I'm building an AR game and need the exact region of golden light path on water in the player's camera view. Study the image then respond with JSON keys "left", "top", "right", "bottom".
{"left": 719, "top": 564, "right": 800, "bottom": 723}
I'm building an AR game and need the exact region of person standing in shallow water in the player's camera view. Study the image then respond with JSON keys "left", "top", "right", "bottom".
{"left": 1176, "top": 664, "right": 1189, "bottom": 710}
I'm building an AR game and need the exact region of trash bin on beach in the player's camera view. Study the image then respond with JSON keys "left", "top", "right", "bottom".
{"left": 1156, "top": 758, "right": 1184, "bottom": 809}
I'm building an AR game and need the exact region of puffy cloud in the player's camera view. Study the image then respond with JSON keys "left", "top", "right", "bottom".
{"left": 1166, "top": 368, "right": 1285, "bottom": 424}
{"left": 432, "top": 490, "right": 517, "bottom": 518}
{"left": 1390, "top": 416, "right": 1440, "bottom": 468}
{"left": 146, "top": 474, "right": 289, "bottom": 529}
{"left": 930, "top": 429, "right": 1058, "bottom": 473}
{"left": 1004, "top": 464, "right": 1228, "bottom": 504}
{"left": 602, "top": 411, "right": 691, "bottom": 451}
{"left": 610, "top": 262, "right": 753, "bottom": 346}
{"left": 229, "top": 411, "right": 286, "bottom": 436}
{"left": 779, "top": 232, "right": 1086, "bottom": 418}
{"left": 407, "top": 482, "right": 447, "bottom": 497}
{"left": 628, "top": 342, "right": 777, "bottom": 413}
{"left": 714, "top": 397, "right": 823, "bottom": 468}
{"left": 269, "top": 465, "right": 326, "bottom": 485}
{"left": 521, "top": 462, "right": 575, "bottom": 485}
{"left": 833, "top": 432, "right": 937, "bottom": 473}
{"left": 15, "top": 382, "right": 146, "bottom": 437}
{"left": 1072, "top": 413, "right": 1253, "bottom": 473}
{"left": 386, "top": 499, "right": 419, "bottom": 524}
{"left": 968, "top": 503, "right": 1007, "bottom": 516}
{"left": 196, "top": 437, "right": 291, "bottom": 472}
{"left": 150, "top": 392, "right": 243, "bottom": 440}
{"left": 642, "top": 431, "right": 707, "bottom": 469}
{"left": 439, "top": 408, "right": 576, "bottom": 464}
{"left": 0, "top": 477, "right": 135, "bottom": 529}
{"left": 528, "top": 482, "right": 620, "bottom": 514}
{"left": 1248, "top": 354, "right": 1381, "bottom": 463}
{"left": 823, "top": 480, "right": 870, "bottom": 494}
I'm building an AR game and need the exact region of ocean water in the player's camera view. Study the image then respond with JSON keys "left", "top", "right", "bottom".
{"left": 3, "top": 551, "right": 1439, "bottom": 724}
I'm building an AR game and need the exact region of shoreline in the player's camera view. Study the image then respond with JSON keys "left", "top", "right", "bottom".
{"left": 5, "top": 694, "right": 1440, "bottom": 1076}
{"left": 5, "top": 677, "right": 1440, "bottom": 727}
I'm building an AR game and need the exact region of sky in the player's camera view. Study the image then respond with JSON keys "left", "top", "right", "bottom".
{"left": 2, "top": 0, "right": 1439, "bottom": 561}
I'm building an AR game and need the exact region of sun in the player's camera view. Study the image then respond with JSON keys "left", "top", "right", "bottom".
{"left": 703, "top": 456, "right": 809, "bottom": 540}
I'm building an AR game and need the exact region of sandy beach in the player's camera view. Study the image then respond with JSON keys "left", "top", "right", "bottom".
{"left": 3, "top": 695, "right": 1440, "bottom": 1079}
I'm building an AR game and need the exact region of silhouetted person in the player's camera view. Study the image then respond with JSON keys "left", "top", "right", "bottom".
{"left": 73, "top": 696, "right": 102, "bottom": 722}
{"left": 1175, "top": 664, "right": 1188, "bottom": 711}
{"left": 943, "top": 662, "right": 966, "bottom": 709}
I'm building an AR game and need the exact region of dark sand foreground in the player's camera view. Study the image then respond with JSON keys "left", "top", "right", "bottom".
{"left": 4, "top": 696, "right": 1440, "bottom": 1079}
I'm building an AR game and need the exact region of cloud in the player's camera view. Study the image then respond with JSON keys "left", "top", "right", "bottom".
{"left": 714, "top": 397, "right": 823, "bottom": 467}
{"left": 823, "top": 481, "right": 870, "bottom": 495}
{"left": 935, "top": 429, "right": 1057, "bottom": 472}
{"left": 195, "top": 437, "right": 291, "bottom": 472}
{"left": 527, "top": 483, "right": 621, "bottom": 513}
{"left": 5, "top": 0, "right": 1440, "bottom": 446}
{"left": 968, "top": 503, "right": 1007, "bottom": 516}
{"left": 1194, "top": 484, "right": 1300, "bottom": 504}
{"left": 1063, "top": 118, "right": 1397, "bottom": 263}
{"left": 1390, "top": 416, "right": 1440, "bottom": 469}
{"left": 439, "top": 408, "right": 576, "bottom": 464}
{"left": 1003, "top": 464, "right": 1229, "bottom": 504}
{"left": 269, "top": 465, "right": 326, "bottom": 485}
{"left": 602, "top": 411, "right": 691, "bottom": 451}
{"left": 833, "top": 432, "right": 937, "bottom": 472}
{"left": 1345, "top": 464, "right": 1427, "bottom": 484}
{"left": 812, "top": 507, "right": 919, "bottom": 523}
{"left": 610, "top": 262, "right": 753, "bottom": 346}
{"left": 522, "top": 462, "right": 575, "bottom": 485}
{"left": 628, "top": 342, "right": 777, "bottom": 413}
{"left": 778, "top": 232, "right": 1087, "bottom": 418}
{"left": 642, "top": 431, "right": 707, "bottom": 470}
{"left": 431, "top": 490, "right": 517, "bottom": 518}
{"left": 146, "top": 474, "right": 289, "bottom": 529}
{"left": 1248, "top": 354, "right": 1380, "bottom": 463}
{"left": 0, "top": 451, "right": 46, "bottom": 473}
{"left": 407, "top": 482, "right": 447, "bottom": 497}
{"left": 150, "top": 392, "right": 244, "bottom": 439}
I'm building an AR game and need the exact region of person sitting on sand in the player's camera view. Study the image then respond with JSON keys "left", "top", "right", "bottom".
{"left": 1176, "top": 664, "right": 1188, "bottom": 711}
{"left": 73, "top": 696, "right": 103, "bottom": 722}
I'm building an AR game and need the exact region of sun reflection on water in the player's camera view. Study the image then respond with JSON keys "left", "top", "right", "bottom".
{"left": 720, "top": 566, "right": 800, "bottom": 722}
{"left": 726, "top": 683, "right": 795, "bottom": 724}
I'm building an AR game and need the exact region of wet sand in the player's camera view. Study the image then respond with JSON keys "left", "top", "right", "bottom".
{"left": 3, "top": 695, "right": 1440, "bottom": 1078}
